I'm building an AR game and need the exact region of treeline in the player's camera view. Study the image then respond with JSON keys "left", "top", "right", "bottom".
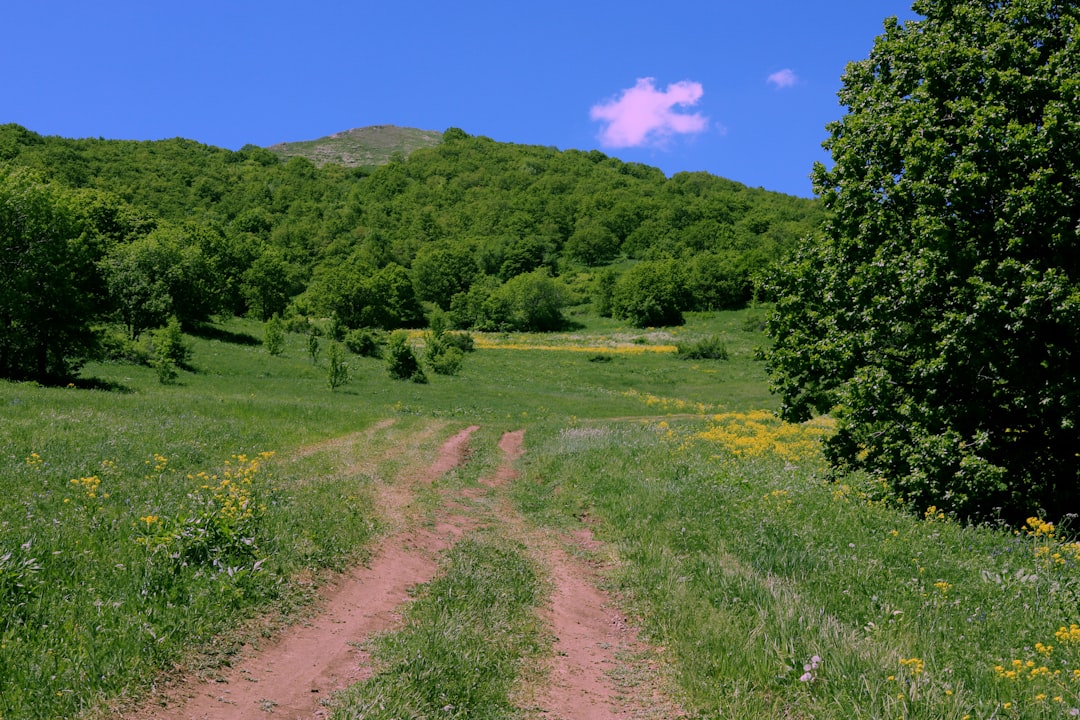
{"left": 0, "top": 123, "right": 821, "bottom": 382}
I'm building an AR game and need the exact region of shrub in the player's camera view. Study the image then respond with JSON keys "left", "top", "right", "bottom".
{"left": 423, "top": 310, "right": 465, "bottom": 376}
{"left": 676, "top": 336, "right": 729, "bottom": 361}
{"left": 344, "top": 328, "right": 385, "bottom": 358}
{"left": 326, "top": 341, "right": 350, "bottom": 391}
{"left": 429, "top": 346, "right": 464, "bottom": 376}
{"left": 385, "top": 331, "right": 426, "bottom": 383}
{"left": 263, "top": 314, "right": 285, "bottom": 356}
{"left": 443, "top": 331, "right": 475, "bottom": 354}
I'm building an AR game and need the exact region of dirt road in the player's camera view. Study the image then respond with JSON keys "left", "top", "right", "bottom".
{"left": 116, "top": 422, "right": 679, "bottom": 719}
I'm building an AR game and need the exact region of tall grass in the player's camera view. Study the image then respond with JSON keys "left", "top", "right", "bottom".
{"left": 513, "top": 416, "right": 1080, "bottom": 718}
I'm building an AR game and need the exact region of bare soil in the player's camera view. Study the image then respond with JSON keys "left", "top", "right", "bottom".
{"left": 114, "top": 422, "right": 679, "bottom": 719}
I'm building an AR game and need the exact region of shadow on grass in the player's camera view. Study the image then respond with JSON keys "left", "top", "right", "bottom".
{"left": 71, "top": 376, "right": 135, "bottom": 393}
{"left": 188, "top": 322, "right": 262, "bottom": 346}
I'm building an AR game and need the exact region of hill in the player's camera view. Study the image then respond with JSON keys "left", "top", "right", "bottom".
{"left": 266, "top": 125, "right": 443, "bottom": 168}
{"left": 0, "top": 122, "right": 822, "bottom": 380}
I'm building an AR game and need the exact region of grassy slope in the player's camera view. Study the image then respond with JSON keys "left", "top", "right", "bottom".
{"left": 1, "top": 311, "right": 1078, "bottom": 718}
{"left": 265, "top": 125, "right": 443, "bottom": 168}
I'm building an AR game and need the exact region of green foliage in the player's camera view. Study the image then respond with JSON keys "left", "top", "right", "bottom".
{"left": 344, "top": 327, "right": 385, "bottom": 358}
{"left": 241, "top": 247, "right": 306, "bottom": 321}
{"left": 333, "top": 536, "right": 542, "bottom": 720}
{"left": 326, "top": 341, "right": 350, "bottom": 391}
{"left": 263, "top": 314, "right": 285, "bottom": 356}
{"left": 442, "top": 330, "right": 475, "bottom": 354}
{"left": 428, "top": 345, "right": 464, "bottom": 376}
{"left": 565, "top": 217, "right": 620, "bottom": 266}
{"left": 385, "top": 330, "right": 426, "bottom": 383}
{"left": 101, "top": 222, "right": 221, "bottom": 338}
{"left": 327, "top": 311, "right": 346, "bottom": 342}
{"left": 147, "top": 316, "right": 190, "bottom": 384}
{"left": 495, "top": 269, "right": 569, "bottom": 331}
{"left": 611, "top": 259, "right": 691, "bottom": 327}
{"left": 676, "top": 335, "right": 730, "bottom": 360}
{"left": 0, "top": 166, "right": 106, "bottom": 381}
{"left": 422, "top": 310, "right": 465, "bottom": 376}
{"left": 448, "top": 269, "right": 569, "bottom": 332}
{"left": 0, "top": 121, "right": 824, "bottom": 346}
{"left": 687, "top": 251, "right": 754, "bottom": 310}
{"left": 305, "top": 259, "right": 423, "bottom": 330}
{"left": 764, "top": 1, "right": 1080, "bottom": 523}
{"left": 592, "top": 268, "right": 617, "bottom": 317}
{"left": 306, "top": 328, "right": 320, "bottom": 364}
{"left": 411, "top": 243, "right": 480, "bottom": 310}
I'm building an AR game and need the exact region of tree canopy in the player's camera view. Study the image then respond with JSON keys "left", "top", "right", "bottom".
{"left": 0, "top": 121, "right": 822, "bottom": 380}
{"left": 764, "top": 0, "right": 1080, "bottom": 523}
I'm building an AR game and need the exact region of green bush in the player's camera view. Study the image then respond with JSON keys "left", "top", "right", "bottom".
{"left": 443, "top": 331, "right": 474, "bottom": 353}
{"left": 450, "top": 270, "right": 568, "bottom": 332}
{"left": 611, "top": 260, "right": 691, "bottom": 328}
{"left": 344, "top": 328, "right": 385, "bottom": 358}
{"left": 263, "top": 314, "right": 285, "bottom": 356}
{"left": 385, "top": 331, "right": 426, "bottom": 383}
{"left": 676, "top": 335, "right": 729, "bottom": 360}
{"left": 326, "top": 341, "right": 350, "bottom": 390}
{"left": 429, "top": 345, "right": 464, "bottom": 376}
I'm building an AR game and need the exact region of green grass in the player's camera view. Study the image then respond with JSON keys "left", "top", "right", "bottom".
{"left": 331, "top": 534, "right": 544, "bottom": 720}
{"left": 513, "top": 419, "right": 1080, "bottom": 718}
{"left": 3, "top": 309, "right": 1077, "bottom": 718}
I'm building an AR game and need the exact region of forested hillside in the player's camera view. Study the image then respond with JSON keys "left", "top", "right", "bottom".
{"left": 0, "top": 122, "right": 821, "bottom": 382}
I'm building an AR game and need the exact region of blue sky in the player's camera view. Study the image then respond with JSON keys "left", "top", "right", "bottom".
{"left": 4, "top": 2, "right": 919, "bottom": 197}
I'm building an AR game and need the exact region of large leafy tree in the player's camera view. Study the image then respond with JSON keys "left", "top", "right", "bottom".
{"left": 0, "top": 166, "right": 107, "bottom": 380}
{"left": 101, "top": 223, "right": 220, "bottom": 338}
{"left": 611, "top": 260, "right": 691, "bottom": 328}
{"left": 765, "top": 1, "right": 1080, "bottom": 522}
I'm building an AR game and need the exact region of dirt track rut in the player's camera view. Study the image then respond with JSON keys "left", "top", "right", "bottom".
{"left": 118, "top": 423, "right": 677, "bottom": 719}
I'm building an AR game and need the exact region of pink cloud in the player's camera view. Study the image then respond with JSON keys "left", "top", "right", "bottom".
{"left": 767, "top": 68, "right": 798, "bottom": 89}
{"left": 589, "top": 77, "right": 708, "bottom": 149}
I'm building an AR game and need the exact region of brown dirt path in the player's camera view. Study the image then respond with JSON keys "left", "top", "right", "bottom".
{"left": 115, "top": 423, "right": 680, "bottom": 719}
{"left": 481, "top": 431, "right": 683, "bottom": 720}
{"left": 118, "top": 424, "right": 479, "bottom": 720}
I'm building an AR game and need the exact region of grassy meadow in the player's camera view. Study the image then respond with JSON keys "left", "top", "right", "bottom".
{"left": 2, "top": 309, "right": 1079, "bottom": 718}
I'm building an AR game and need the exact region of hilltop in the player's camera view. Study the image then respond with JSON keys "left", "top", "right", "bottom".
{"left": 266, "top": 125, "right": 443, "bottom": 168}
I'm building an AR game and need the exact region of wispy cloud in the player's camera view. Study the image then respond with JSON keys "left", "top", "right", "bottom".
{"left": 766, "top": 68, "right": 798, "bottom": 89}
{"left": 590, "top": 77, "right": 708, "bottom": 149}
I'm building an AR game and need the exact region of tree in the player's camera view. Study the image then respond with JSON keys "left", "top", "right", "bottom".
{"left": 411, "top": 244, "right": 479, "bottom": 310}
{"left": 242, "top": 247, "right": 305, "bottom": 321}
{"left": 764, "top": 1, "right": 1080, "bottom": 523}
{"left": 263, "top": 314, "right": 285, "bottom": 356}
{"left": 564, "top": 218, "right": 620, "bottom": 266}
{"left": 0, "top": 167, "right": 106, "bottom": 381}
{"left": 611, "top": 260, "right": 691, "bottom": 327}
{"left": 494, "top": 269, "right": 569, "bottom": 331}
{"left": 326, "top": 341, "right": 350, "bottom": 390}
{"left": 101, "top": 222, "right": 220, "bottom": 338}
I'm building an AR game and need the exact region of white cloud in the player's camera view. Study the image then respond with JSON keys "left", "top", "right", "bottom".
{"left": 767, "top": 68, "right": 798, "bottom": 89}
{"left": 589, "top": 77, "right": 708, "bottom": 149}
